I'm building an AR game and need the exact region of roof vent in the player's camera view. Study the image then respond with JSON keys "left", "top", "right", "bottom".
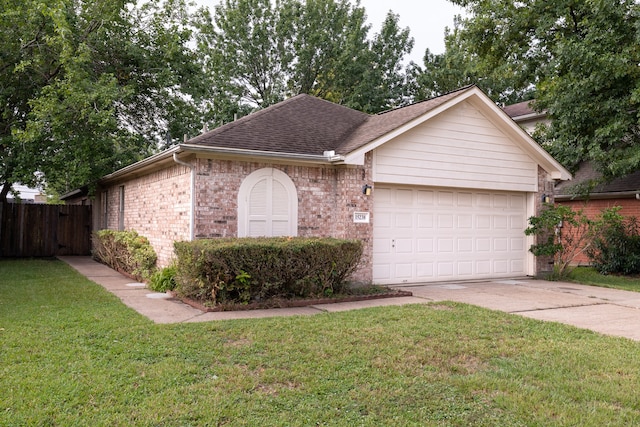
{"left": 323, "top": 150, "right": 335, "bottom": 157}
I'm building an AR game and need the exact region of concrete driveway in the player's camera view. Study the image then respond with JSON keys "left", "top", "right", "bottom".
{"left": 395, "top": 279, "right": 640, "bottom": 341}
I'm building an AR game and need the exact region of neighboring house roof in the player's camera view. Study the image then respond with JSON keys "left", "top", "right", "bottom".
{"left": 555, "top": 161, "right": 640, "bottom": 200}
{"left": 503, "top": 100, "right": 536, "bottom": 119}
{"left": 99, "top": 85, "right": 570, "bottom": 184}
{"left": 505, "top": 100, "right": 640, "bottom": 201}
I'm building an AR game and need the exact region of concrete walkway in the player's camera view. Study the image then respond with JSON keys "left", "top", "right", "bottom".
{"left": 59, "top": 256, "right": 640, "bottom": 341}
{"left": 57, "top": 256, "right": 426, "bottom": 324}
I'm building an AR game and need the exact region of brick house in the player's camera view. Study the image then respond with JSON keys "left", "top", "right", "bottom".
{"left": 554, "top": 163, "right": 640, "bottom": 264}
{"left": 65, "top": 86, "right": 570, "bottom": 284}
{"left": 504, "top": 100, "right": 640, "bottom": 266}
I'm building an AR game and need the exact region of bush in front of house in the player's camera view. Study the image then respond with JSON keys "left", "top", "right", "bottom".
{"left": 149, "top": 265, "right": 177, "bottom": 292}
{"left": 525, "top": 203, "right": 592, "bottom": 279}
{"left": 586, "top": 207, "right": 640, "bottom": 275}
{"left": 173, "top": 237, "right": 363, "bottom": 306}
{"left": 93, "top": 230, "right": 157, "bottom": 281}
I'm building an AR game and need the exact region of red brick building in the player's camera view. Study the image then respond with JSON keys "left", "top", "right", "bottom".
{"left": 555, "top": 162, "right": 640, "bottom": 265}
{"left": 65, "top": 87, "right": 570, "bottom": 284}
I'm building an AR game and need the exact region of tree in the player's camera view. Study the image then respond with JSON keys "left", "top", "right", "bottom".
{"left": 443, "top": 0, "right": 640, "bottom": 178}
{"left": 525, "top": 203, "right": 592, "bottom": 279}
{"left": 339, "top": 11, "right": 414, "bottom": 112}
{"left": 0, "top": 0, "right": 208, "bottom": 199}
{"left": 195, "top": 0, "right": 414, "bottom": 116}
{"left": 409, "top": 17, "right": 533, "bottom": 105}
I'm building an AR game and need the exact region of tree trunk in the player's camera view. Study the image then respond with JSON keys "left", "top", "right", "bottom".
{"left": 0, "top": 181, "right": 11, "bottom": 203}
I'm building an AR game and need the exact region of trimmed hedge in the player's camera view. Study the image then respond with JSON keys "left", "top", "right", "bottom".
{"left": 173, "top": 237, "right": 363, "bottom": 305}
{"left": 93, "top": 230, "right": 157, "bottom": 281}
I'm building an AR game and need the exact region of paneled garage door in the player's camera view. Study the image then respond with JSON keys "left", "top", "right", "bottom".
{"left": 373, "top": 186, "right": 529, "bottom": 284}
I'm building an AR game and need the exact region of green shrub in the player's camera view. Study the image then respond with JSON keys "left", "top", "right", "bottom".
{"left": 149, "top": 265, "right": 177, "bottom": 292}
{"left": 173, "top": 237, "right": 363, "bottom": 305}
{"left": 587, "top": 207, "right": 640, "bottom": 275}
{"left": 525, "top": 203, "right": 592, "bottom": 279}
{"left": 93, "top": 230, "right": 157, "bottom": 281}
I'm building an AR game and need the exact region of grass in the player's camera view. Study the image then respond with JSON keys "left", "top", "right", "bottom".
{"left": 2, "top": 259, "right": 640, "bottom": 426}
{"left": 568, "top": 266, "right": 640, "bottom": 292}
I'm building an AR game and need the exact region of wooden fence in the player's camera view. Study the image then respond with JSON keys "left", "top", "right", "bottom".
{"left": 0, "top": 203, "right": 92, "bottom": 257}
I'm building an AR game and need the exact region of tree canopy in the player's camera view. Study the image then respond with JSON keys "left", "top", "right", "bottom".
{"left": 433, "top": 0, "right": 640, "bottom": 179}
{"left": 0, "top": 0, "right": 208, "bottom": 199}
{"left": 1, "top": 0, "right": 417, "bottom": 201}
{"left": 194, "top": 0, "right": 414, "bottom": 118}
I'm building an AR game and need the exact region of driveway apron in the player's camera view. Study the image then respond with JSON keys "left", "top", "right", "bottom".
{"left": 396, "top": 279, "right": 640, "bottom": 341}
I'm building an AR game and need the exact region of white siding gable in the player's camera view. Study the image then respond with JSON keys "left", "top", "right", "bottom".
{"left": 373, "top": 100, "right": 539, "bottom": 192}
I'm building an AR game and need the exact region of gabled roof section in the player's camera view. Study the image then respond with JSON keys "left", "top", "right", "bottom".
{"left": 503, "top": 99, "right": 536, "bottom": 118}
{"left": 97, "top": 87, "right": 570, "bottom": 184}
{"left": 187, "top": 94, "right": 368, "bottom": 156}
{"left": 339, "top": 85, "right": 571, "bottom": 181}
{"left": 336, "top": 86, "right": 474, "bottom": 154}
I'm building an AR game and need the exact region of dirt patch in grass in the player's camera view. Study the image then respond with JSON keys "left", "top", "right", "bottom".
{"left": 170, "top": 287, "right": 413, "bottom": 312}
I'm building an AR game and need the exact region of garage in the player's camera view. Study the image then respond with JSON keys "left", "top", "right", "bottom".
{"left": 373, "top": 185, "right": 529, "bottom": 284}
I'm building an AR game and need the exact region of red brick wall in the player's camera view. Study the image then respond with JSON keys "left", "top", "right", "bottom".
{"left": 535, "top": 166, "right": 557, "bottom": 274}
{"left": 99, "top": 163, "right": 191, "bottom": 266}
{"left": 98, "top": 152, "right": 554, "bottom": 283}
{"left": 559, "top": 198, "right": 640, "bottom": 265}
{"left": 192, "top": 154, "right": 374, "bottom": 282}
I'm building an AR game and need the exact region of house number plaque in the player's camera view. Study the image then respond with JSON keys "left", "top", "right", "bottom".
{"left": 353, "top": 212, "right": 370, "bottom": 223}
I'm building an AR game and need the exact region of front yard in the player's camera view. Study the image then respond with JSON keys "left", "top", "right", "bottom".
{"left": 2, "top": 259, "right": 640, "bottom": 425}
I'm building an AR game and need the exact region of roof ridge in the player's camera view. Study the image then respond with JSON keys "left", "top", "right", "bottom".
{"left": 188, "top": 94, "right": 309, "bottom": 143}
{"left": 376, "top": 84, "right": 476, "bottom": 116}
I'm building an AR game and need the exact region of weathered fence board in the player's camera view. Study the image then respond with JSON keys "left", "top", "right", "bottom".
{"left": 0, "top": 203, "right": 92, "bottom": 257}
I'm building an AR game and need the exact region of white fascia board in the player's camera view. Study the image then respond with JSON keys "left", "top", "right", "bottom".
{"left": 467, "top": 96, "right": 572, "bottom": 181}
{"left": 180, "top": 144, "right": 332, "bottom": 163}
{"left": 100, "top": 145, "right": 181, "bottom": 183}
{"left": 342, "top": 86, "right": 571, "bottom": 181}
{"left": 100, "top": 144, "right": 340, "bottom": 184}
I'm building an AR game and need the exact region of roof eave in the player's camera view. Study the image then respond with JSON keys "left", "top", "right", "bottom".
{"left": 99, "top": 146, "right": 182, "bottom": 184}
{"left": 99, "top": 144, "right": 341, "bottom": 185}
{"left": 509, "top": 110, "right": 547, "bottom": 122}
{"left": 555, "top": 190, "right": 640, "bottom": 201}
{"left": 180, "top": 144, "right": 338, "bottom": 163}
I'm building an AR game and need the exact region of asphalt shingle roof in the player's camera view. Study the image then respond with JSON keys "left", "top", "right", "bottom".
{"left": 555, "top": 161, "right": 640, "bottom": 196}
{"left": 186, "top": 86, "right": 475, "bottom": 156}
{"left": 502, "top": 100, "right": 536, "bottom": 118}
{"left": 187, "top": 94, "right": 369, "bottom": 156}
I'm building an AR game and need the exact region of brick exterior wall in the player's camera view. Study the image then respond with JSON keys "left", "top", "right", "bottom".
{"left": 535, "top": 166, "right": 557, "bottom": 274}
{"left": 99, "top": 163, "right": 191, "bottom": 266}
{"left": 97, "top": 153, "right": 554, "bottom": 282}
{"left": 559, "top": 197, "right": 640, "bottom": 265}
{"left": 192, "top": 154, "right": 374, "bottom": 283}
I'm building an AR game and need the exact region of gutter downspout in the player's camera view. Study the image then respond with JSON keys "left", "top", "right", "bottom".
{"left": 173, "top": 153, "right": 195, "bottom": 241}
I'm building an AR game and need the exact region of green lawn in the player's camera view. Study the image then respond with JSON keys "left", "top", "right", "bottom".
{"left": 569, "top": 266, "right": 640, "bottom": 292}
{"left": 2, "top": 259, "right": 640, "bottom": 426}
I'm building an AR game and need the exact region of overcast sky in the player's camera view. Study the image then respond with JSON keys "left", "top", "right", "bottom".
{"left": 195, "top": 0, "right": 465, "bottom": 65}
{"left": 358, "top": 0, "right": 464, "bottom": 63}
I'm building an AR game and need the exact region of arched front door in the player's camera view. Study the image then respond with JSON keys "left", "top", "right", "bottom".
{"left": 237, "top": 168, "right": 298, "bottom": 237}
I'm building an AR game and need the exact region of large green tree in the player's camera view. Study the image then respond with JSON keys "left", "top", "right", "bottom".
{"left": 440, "top": 0, "right": 640, "bottom": 178}
{"left": 195, "top": 0, "right": 414, "bottom": 117}
{"left": 409, "top": 17, "right": 533, "bottom": 105}
{"left": 0, "top": 0, "right": 208, "bottom": 200}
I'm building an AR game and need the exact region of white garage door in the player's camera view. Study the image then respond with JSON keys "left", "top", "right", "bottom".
{"left": 373, "top": 186, "right": 528, "bottom": 284}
